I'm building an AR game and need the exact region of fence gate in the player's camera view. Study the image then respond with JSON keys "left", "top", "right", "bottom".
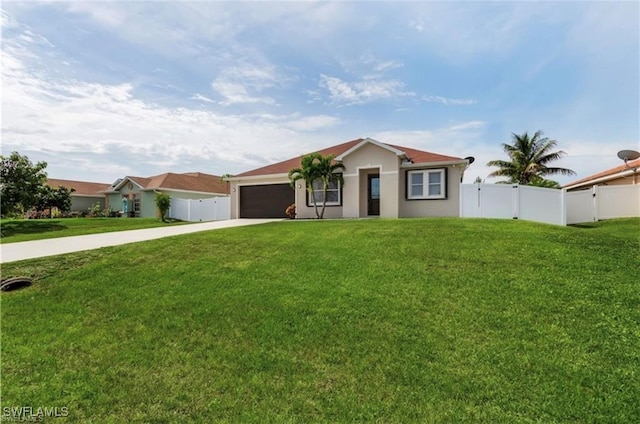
{"left": 460, "top": 183, "right": 565, "bottom": 226}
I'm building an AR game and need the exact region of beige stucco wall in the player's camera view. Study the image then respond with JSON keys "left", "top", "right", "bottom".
{"left": 341, "top": 143, "right": 402, "bottom": 218}
{"left": 398, "top": 165, "right": 463, "bottom": 217}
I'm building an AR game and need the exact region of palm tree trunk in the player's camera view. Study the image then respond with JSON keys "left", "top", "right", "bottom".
{"left": 319, "top": 180, "right": 328, "bottom": 219}
{"left": 309, "top": 186, "right": 320, "bottom": 218}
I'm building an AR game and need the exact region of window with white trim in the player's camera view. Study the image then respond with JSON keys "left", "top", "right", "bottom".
{"left": 307, "top": 176, "right": 342, "bottom": 207}
{"left": 407, "top": 169, "right": 447, "bottom": 199}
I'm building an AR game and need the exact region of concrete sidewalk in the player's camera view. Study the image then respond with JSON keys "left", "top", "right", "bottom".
{"left": 1, "top": 219, "right": 280, "bottom": 264}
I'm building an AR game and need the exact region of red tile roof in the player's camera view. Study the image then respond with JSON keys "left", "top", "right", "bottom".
{"left": 234, "top": 138, "right": 464, "bottom": 177}
{"left": 121, "top": 172, "right": 229, "bottom": 194}
{"left": 563, "top": 158, "right": 640, "bottom": 188}
{"left": 47, "top": 179, "right": 111, "bottom": 196}
{"left": 387, "top": 143, "right": 465, "bottom": 164}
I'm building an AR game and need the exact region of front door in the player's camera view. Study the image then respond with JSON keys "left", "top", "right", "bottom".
{"left": 368, "top": 174, "right": 380, "bottom": 216}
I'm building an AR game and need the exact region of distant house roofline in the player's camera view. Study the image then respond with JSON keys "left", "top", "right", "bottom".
{"left": 102, "top": 172, "right": 229, "bottom": 195}
{"left": 563, "top": 158, "right": 640, "bottom": 190}
{"left": 46, "top": 178, "right": 111, "bottom": 196}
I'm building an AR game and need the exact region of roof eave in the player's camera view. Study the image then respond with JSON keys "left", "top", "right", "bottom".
{"left": 563, "top": 168, "right": 638, "bottom": 190}
{"left": 141, "top": 187, "right": 229, "bottom": 196}
{"left": 227, "top": 173, "right": 289, "bottom": 182}
{"left": 401, "top": 159, "right": 469, "bottom": 169}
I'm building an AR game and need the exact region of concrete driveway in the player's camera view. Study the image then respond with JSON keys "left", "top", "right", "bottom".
{"left": 1, "top": 219, "right": 280, "bottom": 263}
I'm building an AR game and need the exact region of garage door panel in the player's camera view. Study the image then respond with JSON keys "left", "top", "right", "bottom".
{"left": 240, "top": 184, "right": 294, "bottom": 218}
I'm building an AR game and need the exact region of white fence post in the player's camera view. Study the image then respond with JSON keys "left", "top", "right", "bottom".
{"left": 560, "top": 188, "right": 567, "bottom": 226}
{"left": 592, "top": 185, "right": 598, "bottom": 222}
{"left": 513, "top": 184, "right": 519, "bottom": 219}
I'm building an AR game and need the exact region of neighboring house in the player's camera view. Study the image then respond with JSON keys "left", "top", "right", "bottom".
{"left": 227, "top": 137, "right": 473, "bottom": 219}
{"left": 563, "top": 158, "right": 640, "bottom": 192}
{"left": 103, "top": 172, "right": 230, "bottom": 218}
{"left": 47, "top": 178, "right": 111, "bottom": 212}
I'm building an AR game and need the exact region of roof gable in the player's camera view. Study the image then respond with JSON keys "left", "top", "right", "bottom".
{"left": 233, "top": 138, "right": 464, "bottom": 178}
{"left": 111, "top": 176, "right": 149, "bottom": 191}
{"left": 335, "top": 138, "right": 407, "bottom": 161}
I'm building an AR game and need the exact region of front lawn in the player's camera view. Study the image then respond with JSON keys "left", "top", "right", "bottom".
{"left": 1, "top": 218, "right": 638, "bottom": 422}
{"left": 0, "top": 217, "right": 191, "bottom": 243}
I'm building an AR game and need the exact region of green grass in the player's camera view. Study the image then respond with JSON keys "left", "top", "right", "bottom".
{"left": 2, "top": 218, "right": 639, "bottom": 422}
{"left": 0, "top": 217, "right": 191, "bottom": 243}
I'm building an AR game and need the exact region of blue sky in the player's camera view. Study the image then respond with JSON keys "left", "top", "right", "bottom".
{"left": 1, "top": 1, "right": 638, "bottom": 185}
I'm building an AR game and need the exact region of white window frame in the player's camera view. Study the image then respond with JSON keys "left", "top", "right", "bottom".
{"left": 407, "top": 168, "right": 446, "bottom": 200}
{"left": 133, "top": 194, "right": 141, "bottom": 212}
{"left": 307, "top": 176, "right": 342, "bottom": 207}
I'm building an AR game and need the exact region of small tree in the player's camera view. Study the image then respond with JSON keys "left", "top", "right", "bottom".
{"left": 155, "top": 192, "right": 171, "bottom": 222}
{"left": 50, "top": 186, "right": 75, "bottom": 214}
{"left": 1, "top": 152, "right": 48, "bottom": 216}
{"left": 288, "top": 153, "right": 345, "bottom": 219}
{"left": 35, "top": 185, "right": 75, "bottom": 218}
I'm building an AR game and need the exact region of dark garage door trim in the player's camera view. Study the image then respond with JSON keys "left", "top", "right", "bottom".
{"left": 239, "top": 184, "right": 295, "bottom": 218}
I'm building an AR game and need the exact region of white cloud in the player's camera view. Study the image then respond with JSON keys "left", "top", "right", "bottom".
{"left": 374, "top": 60, "right": 404, "bottom": 72}
{"left": 0, "top": 22, "right": 340, "bottom": 181}
{"left": 211, "top": 81, "right": 276, "bottom": 106}
{"left": 283, "top": 115, "right": 340, "bottom": 132}
{"left": 318, "top": 74, "right": 414, "bottom": 106}
{"left": 339, "top": 51, "right": 405, "bottom": 78}
{"left": 210, "top": 62, "right": 281, "bottom": 106}
{"left": 190, "top": 93, "right": 215, "bottom": 103}
{"left": 404, "top": 3, "right": 554, "bottom": 63}
{"left": 423, "top": 95, "right": 476, "bottom": 106}
{"left": 52, "top": 2, "right": 356, "bottom": 66}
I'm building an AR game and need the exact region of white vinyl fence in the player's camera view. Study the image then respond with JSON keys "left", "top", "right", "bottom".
{"left": 461, "top": 184, "right": 566, "bottom": 225}
{"left": 168, "top": 197, "right": 230, "bottom": 222}
{"left": 460, "top": 183, "right": 640, "bottom": 226}
{"left": 566, "top": 185, "right": 640, "bottom": 224}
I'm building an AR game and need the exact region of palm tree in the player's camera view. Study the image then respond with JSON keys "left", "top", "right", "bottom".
{"left": 288, "top": 154, "right": 321, "bottom": 218}
{"left": 288, "top": 153, "right": 345, "bottom": 219}
{"left": 313, "top": 154, "right": 345, "bottom": 219}
{"left": 487, "top": 131, "right": 576, "bottom": 185}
